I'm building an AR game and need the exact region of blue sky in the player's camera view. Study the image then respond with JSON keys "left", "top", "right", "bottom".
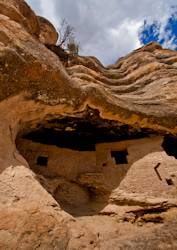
{"left": 139, "top": 7, "right": 177, "bottom": 50}
{"left": 27, "top": 0, "right": 177, "bottom": 65}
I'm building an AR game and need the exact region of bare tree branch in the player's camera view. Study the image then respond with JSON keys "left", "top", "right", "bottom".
{"left": 58, "top": 19, "right": 75, "bottom": 48}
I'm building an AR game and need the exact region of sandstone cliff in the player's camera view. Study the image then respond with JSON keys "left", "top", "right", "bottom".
{"left": 1, "top": 0, "right": 177, "bottom": 249}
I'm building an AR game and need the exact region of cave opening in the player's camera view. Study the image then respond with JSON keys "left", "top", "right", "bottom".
{"left": 162, "top": 134, "right": 177, "bottom": 159}
{"left": 21, "top": 127, "right": 96, "bottom": 151}
{"left": 18, "top": 107, "right": 152, "bottom": 152}
{"left": 15, "top": 111, "right": 158, "bottom": 217}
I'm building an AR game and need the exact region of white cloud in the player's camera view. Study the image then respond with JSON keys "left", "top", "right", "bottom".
{"left": 40, "top": 1, "right": 58, "bottom": 27}
{"left": 26, "top": 0, "right": 177, "bottom": 65}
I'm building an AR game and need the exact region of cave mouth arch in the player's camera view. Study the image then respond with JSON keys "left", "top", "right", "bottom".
{"left": 18, "top": 114, "right": 152, "bottom": 152}
{"left": 15, "top": 109, "right": 156, "bottom": 216}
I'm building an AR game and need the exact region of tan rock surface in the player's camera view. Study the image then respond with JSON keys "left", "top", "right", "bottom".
{"left": 114, "top": 152, "right": 177, "bottom": 199}
{"left": 1, "top": 1, "right": 177, "bottom": 133}
{"left": 0, "top": 0, "right": 40, "bottom": 36}
{"left": 0, "top": 166, "right": 99, "bottom": 249}
{"left": 1, "top": 0, "right": 177, "bottom": 249}
{"left": 38, "top": 16, "right": 59, "bottom": 45}
{"left": 78, "top": 207, "right": 177, "bottom": 250}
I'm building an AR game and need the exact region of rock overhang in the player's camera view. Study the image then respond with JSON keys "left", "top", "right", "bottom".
{"left": 1, "top": 0, "right": 177, "bottom": 135}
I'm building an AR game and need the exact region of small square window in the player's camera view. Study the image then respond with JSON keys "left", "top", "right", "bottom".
{"left": 111, "top": 149, "right": 128, "bottom": 164}
{"left": 36, "top": 156, "right": 48, "bottom": 166}
{"left": 166, "top": 178, "right": 174, "bottom": 186}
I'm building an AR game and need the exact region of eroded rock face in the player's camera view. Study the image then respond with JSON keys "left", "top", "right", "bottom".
{"left": 0, "top": 167, "right": 69, "bottom": 250}
{"left": 1, "top": 0, "right": 177, "bottom": 249}
{"left": 38, "top": 16, "right": 59, "bottom": 45}
{"left": 116, "top": 152, "right": 177, "bottom": 199}
{"left": 66, "top": 43, "right": 177, "bottom": 132}
{"left": 0, "top": 166, "right": 99, "bottom": 250}
{"left": 1, "top": 1, "right": 177, "bottom": 133}
{"left": 0, "top": 0, "right": 40, "bottom": 36}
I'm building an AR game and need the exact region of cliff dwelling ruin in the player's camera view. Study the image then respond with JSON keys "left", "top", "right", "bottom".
{"left": 15, "top": 108, "right": 177, "bottom": 217}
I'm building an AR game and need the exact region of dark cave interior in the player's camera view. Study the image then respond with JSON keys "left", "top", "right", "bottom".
{"left": 19, "top": 113, "right": 153, "bottom": 151}
{"left": 18, "top": 113, "right": 177, "bottom": 159}
{"left": 16, "top": 104, "right": 177, "bottom": 159}
{"left": 162, "top": 134, "right": 177, "bottom": 159}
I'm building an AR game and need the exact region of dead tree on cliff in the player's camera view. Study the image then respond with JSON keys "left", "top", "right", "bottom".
{"left": 58, "top": 19, "right": 74, "bottom": 48}
{"left": 58, "top": 19, "right": 79, "bottom": 55}
{"left": 45, "top": 19, "right": 79, "bottom": 66}
{"left": 67, "top": 37, "right": 79, "bottom": 56}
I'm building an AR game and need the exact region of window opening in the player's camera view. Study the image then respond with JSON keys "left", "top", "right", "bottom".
{"left": 111, "top": 149, "right": 128, "bottom": 164}
{"left": 166, "top": 178, "right": 174, "bottom": 186}
{"left": 36, "top": 156, "right": 48, "bottom": 166}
